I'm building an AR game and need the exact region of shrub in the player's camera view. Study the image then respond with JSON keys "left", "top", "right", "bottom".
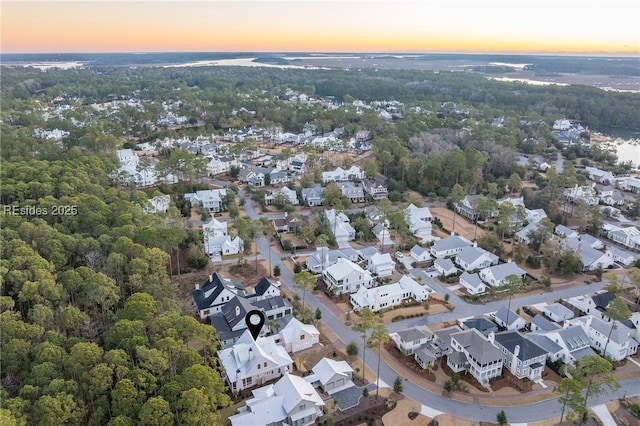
{"left": 273, "top": 265, "right": 281, "bottom": 277}
{"left": 346, "top": 341, "right": 359, "bottom": 356}
{"left": 362, "top": 388, "right": 369, "bottom": 397}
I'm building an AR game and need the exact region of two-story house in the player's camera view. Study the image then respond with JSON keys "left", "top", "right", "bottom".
{"left": 493, "top": 331, "right": 548, "bottom": 381}
{"left": 454, "top": 245, "right": 500, "bottom": 272}
{"left": 404, "top": 204, "right": 434, "bottom": 243}
{"left": 448, "top": 329, "right": 504, "bottom": 386}
{"left": 430, "top": 235, "right": 472, "bottom": 259}
{"left": 323, "top": 258, "right": 373, "bottom": 296}
{"left": 192, "top": 273, "right": 245, "bottom": 319}
{"left": 479, "top": 262, "right": 527, "bottom": 287}
{"left": 390, "top": 325, "right": 433, "bottom": 355}
{"left": 301, "top": 184, "right": 325, "bottom": 207}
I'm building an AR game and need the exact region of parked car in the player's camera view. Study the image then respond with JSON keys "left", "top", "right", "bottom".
{"left": 395, "top": 251, "right": 404, "bottom": 258}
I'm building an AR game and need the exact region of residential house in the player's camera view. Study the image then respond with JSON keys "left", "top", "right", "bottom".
{"left": 460, "top": 317, "right": 498, "bottom": 336}
{"left": 515, "top": 222, "right": 541, "bottom": 246}
{"left": 430, "top": 235, "right": 472, "bottom": 259}
{"left": 564, "top": 237, "right": 613, "bottom": 272}
{"left": 350, "top": 275, "right": 428, "bottom": 312}
{"left": 367, "top": 252, "right": 395, "bottom": 277}
{"left": 564, "top": 185, "right": 599, "bottom": 206}
{"left": 479, "top": 262, "right": 527, "bottom": 287}
{"left": 207, "top": 156, "right": 238, "bottom": 176}
{"left": 434, "top": 258, "right": 458, "bottom": 277}
{"left": 542, "top": 303, "right": 575, "bottom": 322}
{"left": 585, "top": 167, "right": 615, "bottom": 184}
{"left": 606, "top": 225, "right": 640, "bottom": 251}
{"left": 568, "top": 316, "right": 639, "bottom": 361}
{"left": 301, "top": 184, "right": 325, "bottom": 207}
{"left": 205, "top": 234, "right": 243, "bottom": 258}
{"left": 322, "top": 258, "right": 373, "bottom": 296}
{"left": 459, "top": 272, "right": 487, "bottom": 295}
{"left": 186, "top": 189, "right": 228, "bottom": 213}
{"left": 455, "top": 195, "right": 490, "bottom": 221}
{"left": 211, "top": 295, "right": 293, "bottom": 347}
{"left": 618, "top": 177, "right": 640, "bottom": 194}
{"left": 410, "top": 245, "right": 431, "bottom": 263}
{"left": 322, "top": 166, "right": 364, "bottom": 183}
{"left": 526, "top": 334, "right": 564, "bottom": 363}
{"left": 526, "top": 209, "right": 548, "bottom": 224}
{"left": 530, "top": 314, "right": 561, "bottom": 333}
{"left": 362, "top": 177, "right": 388, "bottom": 200}
{"left": 305, "top": 358, "right": 354, "bottom": 394}
{"left": 404, "top": 204, "right": 434, "bottom": 243}
{"left": 192, "top": 273, "right": 245, "bottom": 319}
{"left": 606, "top": 245, "right": 637, "bottom": 266}
{"left": 535, "top": 324, "right": 595, "bottom": 365}
{"left": 143, "top": 195, "right": 170, "bottom": 214}
{"left": 448, "top": 329, "right": 504, "bottom": 385}
{"left": 252, "top": 277, "right": 281, "bottom": 301}
{"left": 555, "top": 224, "right": 579, "bottom": 239}
{"left": 325, "top": 209, "right": 356, "bottom": 244}
{"left": 276, "top": 317, "right": 320, "bottom": 353}
{"left": 218, "top": 330, "right": 294, "bottom": 392}
{"left": 454, "top": 245, "right": 500, "bottom": 272}
{"left": 372, "top": 224, "right": 392, "bottom": 247}
{"left": 337, "top": 182, "right": 365, "bottom": 203}
{"left": 305, "top": 247, "right": 359, "bottom": 274}
{"left": 390, "top": 325, "right": 433, "bottom": 355}
{"left": 432, "top": 326, "right": 463, "bottom": 357}
{"left": 492, "top": 306, "right": 527, "bottom": 331}
{"left": 265, "top": 186, "right": 299, "bottom": 206}
{"left": 415, "top": 348, "right": 438, "bottom": 369}
{"left": 229, "top": 373, "right": 325, "bottom": 426}
{"left": 492, "top": 331, "right": 548, "bottom": 381}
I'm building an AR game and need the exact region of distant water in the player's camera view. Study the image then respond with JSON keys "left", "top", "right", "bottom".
{"left": 600, "top": 138, "right": 640, "bottom": 168}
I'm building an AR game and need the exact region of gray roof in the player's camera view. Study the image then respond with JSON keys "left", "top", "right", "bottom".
{"left": 460, "top": 272, "right": 484, "bottom": 289}
{"left": 359, "top": 246, "right": 380, "bottom": 258}
{"left": 485, "top": 262, "right": 526, "bottom": 281}
{"left": 416, "top": 347, "right": 437, "bottom": 363}
{"left": 432, "top": 236, "right": 470, "bottom": 252}
{"left": 434, "top": 258, "right": 456, "bottom": 271}
{"left": 494, "top": 331, "right": 547, "bottom": 361}
{"left": 397, "top": 326, "right": 433, "bottom": 343}
{"left": 578, "top": 316, "right": 634, "bottom": 345}
{"left": 558, "top": 326, "right": 591, "bottom": 351}
{"left": 494, "top": 306, "right": 524, "bottom": 327}
{"left": 462, "top": 318, "right": 498, "bottom": 335}
{"left": 531, "top": 314, "right": 561, "bottom": 332}
{"left": 433, "top": 326, "right": 462, "bottom": 352}
{"left": 447, "top": 350, "right": 467, "bottom": 365}
{"left": 606, "top": 245, "right": 635, "bottom": 259}
{"left": 572, "top": 346, "right": 597, "bottom": 360}
{"left": 456, "top": 246, "right": 488, "bottom": 266}
{"left": 451, "top": 329, "right": 503, "bottom": 365}
{"left": 528, "top": 334, "right": 563, "bottom": 354}
{"left": 543, "top": 303, "right": 574, "bottom": 320}
{"left": 411, "top": 245, "right": 428, "bottom": 257}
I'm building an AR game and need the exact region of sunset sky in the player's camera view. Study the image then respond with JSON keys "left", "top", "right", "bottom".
{"left": 2, "top": 0, "right": 639, "bottom": 55}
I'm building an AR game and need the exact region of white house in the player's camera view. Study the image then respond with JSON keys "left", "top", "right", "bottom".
{"left": 265, "top": 186, "right": 299, "bottom": 206}
{"left": 606, "top": 245, "right": 637, "bottom": 266}
{"left": 305, "top": 358, "right": 354, "bottom": 394}
{"left": 410, "top": 245, "right": 431, "bottom": 263}
{"left": 367, "top": 252, "right": 395, "bottom": 277}
{"left": 323, "top": 258, "right": 373, "bottom": 296}
{"left": 143, "top": 195, "right": 171, "bottom": 214}
{"left": 459, "top": 272, "right": 487, "bottom": 295}
{"left": 492, "top": 306, "right": 527, "bottom": 331}
{"left": 430, "top": 235, "right": 471, "bottom": 259}
{"left": 404, "top": 204, "right": 434, "bottom": 243}
{"left": 372, "top": 224, "right": 392, "bottom": 247}
{"left": 448, "top": 329, "right": 504, "bottom": 385}
{"left": 454, "top": 245, "right": 499, "bottom": 272}
{"left": 536, "top": 325, "right": 596, "bottom": 365}
{"left": 568, "top": 316, "right": 639, "bottom": 362}
{"left": 325, "top": 209, "right": 356, "bottom": 244}
{"left": 492, "top": 331, "right": 548, "bottom": 381}
{"left": 186, "top": 189, "right": 228, "bottom": 213}
{"left": 322, "top": 166, "right": 365, "bottom": 183}
{"left": 301, "top": 184, "right": 324, "bottom": 207}
{"left": 434, "top": 258, "right": 458, "bottom": 277}
{"left": 218, "top": 330, "right": 294, "bottom": 393}
{"left": 229, "top": 373, "right": 325, "bottom": 426}
{"left": 350, "top": 275, "right": 429, "bottom": 312}
{"left": 479, "top": 262, "right": 527, "bottom": 287}
{"left": 564, "top": 237, "right": 613, "bottom": 272}
{"left": 192, "top": 273, "right": 245, "bottom": 318}
{"left": 606, "top": 225, "right": 640, "bottom": 251}
{"left": 206, "top": 235, "right": 243, "bottom": 258}
{"left": 275, "top": 317, "right": 320, "bottom": 353}
{"left": 390, "top": 325, "right": 433, "bottom": 355}
{"left": 542, "top": 303, "right": 575, "bottom": 322}
{"left": 585, "top": 166, "right": 615, "bottom": 184}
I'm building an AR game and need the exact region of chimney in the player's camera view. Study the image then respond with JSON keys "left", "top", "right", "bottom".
{"left": 586, "top": 315, "right": 593, "bottom": 330}
{"left": 488, "top": 331, "right": 495, "bottom": 344}
{"left": 451, "top": 232, "right": 455, "bottom": 237}
{"left": 235, "top": 306, "right": 241, "bottom": 317}
{"left": 473, "top": 241, "right": 478, "bottom": 248}
{"left": 511, "top": 345, "right": 520, "bottom": 376}
{"left": 195, "top": 282, "right": 200, "bottom": 290}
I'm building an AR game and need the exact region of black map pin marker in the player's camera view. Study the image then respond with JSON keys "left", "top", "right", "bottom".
{"left": 245, "top": 309, "right": 266, "bottom": 340}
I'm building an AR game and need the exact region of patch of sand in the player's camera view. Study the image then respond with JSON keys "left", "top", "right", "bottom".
{"left": 382, "top": 398, "right": 431, "bottom": 426}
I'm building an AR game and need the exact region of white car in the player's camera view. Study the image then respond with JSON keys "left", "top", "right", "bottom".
{"left": 395, "top": 251, "right": 404, "bottom": 258}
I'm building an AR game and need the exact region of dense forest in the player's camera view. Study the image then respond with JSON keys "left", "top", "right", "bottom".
{"left": 1, "top": 63, "right": 638, "bottom": 424}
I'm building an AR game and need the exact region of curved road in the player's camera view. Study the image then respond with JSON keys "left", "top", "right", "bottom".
{"left": 240, "top": 193, "right": 639, "bottom": 422}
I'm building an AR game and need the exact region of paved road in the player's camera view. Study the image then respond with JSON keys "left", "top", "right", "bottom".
{"left": 242, "top": 197, "right": 640, "bottom": 423}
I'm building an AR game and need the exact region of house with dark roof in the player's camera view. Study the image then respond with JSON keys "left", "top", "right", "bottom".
{"left": 460, "top": 317, "right": 498, "bottom": 336}
{"left": 253, "top": 277, "right": 281, "bottom": 301}
{"left": 492, "top": 331, "right": 548, "bottom": 380}
{"left": 531, "top": 314, "right": 561, "bottom": 333}
{"left": 449, "top": 329, "right": 503, "bottom": 385}
{"left": 192, "top": 273, "right": 245, "bottom": 319}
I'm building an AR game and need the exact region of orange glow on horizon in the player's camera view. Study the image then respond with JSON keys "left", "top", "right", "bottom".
{"left": 2, "top": 1, "right": 639, "bottom": 56}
